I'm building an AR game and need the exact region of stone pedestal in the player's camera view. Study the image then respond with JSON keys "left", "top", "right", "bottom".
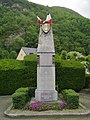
{"left": 35, "top": 25, "right": 58, "bottom": 101}
{"left": 35, "top": 90, "right": 57, "bottom": 101}
{"left": 35, "top": 66, "right": 58, "bottom": 101}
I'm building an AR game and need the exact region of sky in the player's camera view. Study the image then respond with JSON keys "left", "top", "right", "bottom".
{"left": 28, "top": 0, "right": 90, "bottom": 19}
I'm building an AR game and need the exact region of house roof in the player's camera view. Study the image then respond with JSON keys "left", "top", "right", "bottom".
{"left": 22, "top": 47, "right": 37, "bottom": 55}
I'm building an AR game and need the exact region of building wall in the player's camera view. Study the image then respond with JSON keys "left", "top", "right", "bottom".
{"left": 16, "top": 49, "right": 26, "bottom": 60}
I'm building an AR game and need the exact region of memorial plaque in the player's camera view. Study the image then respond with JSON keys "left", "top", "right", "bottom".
{"left": 41, "top": 93, "right": 53, "bottom": 101}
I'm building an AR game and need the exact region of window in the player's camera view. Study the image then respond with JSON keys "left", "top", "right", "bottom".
{"left": 29, "top": 53, "right": 33, "bottom": 55}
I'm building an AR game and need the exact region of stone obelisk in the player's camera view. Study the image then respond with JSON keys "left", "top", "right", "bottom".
{"left": 35, "top": 15, "right": 58, "bottom": 101}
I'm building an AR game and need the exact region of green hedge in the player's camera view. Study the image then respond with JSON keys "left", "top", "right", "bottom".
{"left": 85, "top": 74, "right": 90, "bottom": 88}
{"left": 0, "top": 55, "right": 85, "bottom": 95}
{"left": 56, "top": 60, "right": 85, "bottom": 92}
{"left": 62, "top": 89, "right": 79, "bottom": 109}
{"left": 12, "top": 87, "right": 36, "bottom": 109}
{"left": 0, "top": 59, "right": 37, "bottom": 95}
{"left": 15, "top": 87, "right": 29, "bottom": 93}
{"left": 15, "top": 87, "right": 29, "bottom": 100}
{"left": 24, "top": 55, "right": 37, "bottom": 62}
{"left": 12, "top": 92, "right": 27, "bottom": 109}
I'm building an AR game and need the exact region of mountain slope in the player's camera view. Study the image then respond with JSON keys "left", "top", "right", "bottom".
{"left": 0, "top": 0, "right": 90, "bottom": 57}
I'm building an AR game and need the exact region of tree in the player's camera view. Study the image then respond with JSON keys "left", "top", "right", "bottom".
{"left": 11, "top": 37, "right": 25, "bottom": 52}
{"left": 0, "top": 49, "right": 9, "bottom": 59}
{"left": 9, "top": 51, "right": 17, "bottom": 59}
{"left": 0, "top": 0, "right": 90, "bottom": 55}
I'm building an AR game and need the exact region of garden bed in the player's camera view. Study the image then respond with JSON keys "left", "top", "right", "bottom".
{"left": 4, "top": 102, "right": 88, "bottom": 118}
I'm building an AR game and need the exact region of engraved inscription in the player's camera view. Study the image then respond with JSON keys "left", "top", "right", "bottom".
{"left": 41, "top": 93, "right": 53, "bottom": 101}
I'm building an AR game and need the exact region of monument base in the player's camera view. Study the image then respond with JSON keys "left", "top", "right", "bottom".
{"left": 35, "top": 89, "right": 58, "bottom": 101}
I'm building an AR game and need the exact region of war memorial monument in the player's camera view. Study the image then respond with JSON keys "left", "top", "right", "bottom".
{"left": 35, "top": 14, "right": 58, "bottom": 101}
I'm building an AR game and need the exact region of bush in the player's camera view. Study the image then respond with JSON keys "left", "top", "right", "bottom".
{"left": 12, "top": 92, "right": 27, "bottom": 109}
{"left": 67, "top": 94, "right": 79, "bottom": 109}
{"left": 15, "top": 87, "right": 29, "bottom": 93}
{"left": 0, "top": 59, "right": 37, "bottom": 95}
{"left": 15, "top": 87, "right": 29, "bottom": 100}
{"left": 0, "top": 56, "right": 85, "bottom": 95}
{"left": 56, "top": 60, "right": 85, "bottom": 92}
{"left": 24, "top": 54, "right": 37, "bottom": 61}
{"left": 62, "top": 89, "right": 75, "bottom": 99}
{"left": 12, "top": 87, "right": 36, "bottom": 109}
{"left": 62, "top": 89, "right": 79, "bottom": 109}
{"left": 85, "top": 74, "right": 90, "bottom": 88}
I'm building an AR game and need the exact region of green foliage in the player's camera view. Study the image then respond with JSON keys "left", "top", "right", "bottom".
{"left": 15, "top": 87, "right": 36, "bottom": 99}
{"left": 0, "top": 0, "right": 90, "bottom": 56}
{"left": 0, "top": 49, "right": 9, "bottom": 59}
{"left": 24, "top": 54, "right": 37, "bottom": 61}
{"left": 15, "top": 87, "right": 30, "bottom": 101}
{"left": 15, "top": 87, "right": 29, "bottom": 93}
{"left": 86, "top": 54, "right": 90, "bottom": 62}
{"left": 67, "top": 51, "right": 78, "bottom": 60}
{"left": 85, "top": 74, "right": 90, "bottom": 88}
{"left": 61, "top": 50, "right": 67, "bottom": 60}
{"left": 62, "top": 89, "right": 79, "bottom": 109}
{"left": 56, "top": 59, "right": 85, "bottom": 92}
{"left": 11, "top": 37, "right": 25, "bottom": 52}
{"left": 0, "top": 49, "right": 17, "bottom": 60}
{"left": 0, "top": 59, "right": 25, "bottom": 70}
{"left": 62, "top": 89, "right": 75, "bottom": 98}
{"left": 12, "top": 86, "right": 36, "bottom": 109}
{"left": 24, "top": 55, "right": 37, "bottom": 67}
{"left": 9, "top": 51, "right": 17, "bottom": 59}
{"left": 0, "top": 59, "right": 37, "bottom": 95}
{"left": 12, "top": 92, "right": 27, "bottom": 109}
{"left": 0, "top": 55, "right": 86, "bottom": 95}
{"left": 77, "top": 56, "right": 86, "bottom": 61}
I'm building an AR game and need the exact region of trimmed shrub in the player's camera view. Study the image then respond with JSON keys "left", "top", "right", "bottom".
{"left": 24, "top": 55, "right": 37, "bottom": 66}
{"left": 24, "top": 55, "right": 37, "bottom": 61}
{"left": 12, "top": 87, "right": 36, "bottom": 109}
{"left": 0, "top": 59, "right": 25, "bottom": 70}
{"left": 56, "top": 60, "right": 85, "bottom": 92}
{"left": 85, "top": 74, "right": 90, "bottom": 88}
{"left": 15, "top": 87, "right": 29, "bottom": 93}
{"left": 12, "top": 92, "right": 27, "bottom": 109}
{"left": 15, "top": 87, "right": 29, "bottom": 100}
{"left": 62, "top": 89, "right": 79, "bottom": 109}
{"left": 0, "top": 55, "right": 85, "bottom": 95}
{"left": 67, "top": 93, "right": 79, "bottom": 109}
{"left": 0, "top": 59, "right": 37, "bottom": 95}
{"left": 62, "top": 89, "right": 75, "bottom": 99}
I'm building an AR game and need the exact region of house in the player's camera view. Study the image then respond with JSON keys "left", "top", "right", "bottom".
{"left": 16, "top": 47, "right": 37, "bottom": 60}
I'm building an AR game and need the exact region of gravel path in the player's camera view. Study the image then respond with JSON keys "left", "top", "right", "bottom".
{"left": 0, "top": 91, "right": 90, "bottom": 120}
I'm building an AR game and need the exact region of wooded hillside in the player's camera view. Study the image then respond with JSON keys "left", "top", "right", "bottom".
{"left": 0, "top": 0, "right": 90, "bottom": 59}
